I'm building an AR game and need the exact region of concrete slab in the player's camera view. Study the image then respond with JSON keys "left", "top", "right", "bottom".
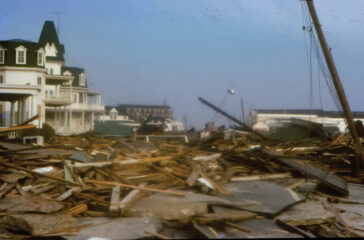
{"left": 221, "top": 181, "right": 305, "bottom": 218}
{"left": 276, "top": 199, "right": 336, "bottom": 226}
{"left": 125, "top": 190, "right": 236, "bottom": 221}
{"left": 338, "top": 183, "right": 364, "bottom": 204}
{"left": 193, "top": 218, "right": 303, "bottom": 238}
{"left": 65, "top": 217, "right": 162, "bottom": 240}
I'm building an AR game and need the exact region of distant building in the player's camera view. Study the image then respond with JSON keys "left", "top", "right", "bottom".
{"left": 250, "top": 109, "right": 364, "bottom": 133}
{"left": 99, "top": 104, "right": 184, "bottom": 133}
{"left": 101, "top": 104, "right": 172, "bottom": 122}
{"left": 0, "top": 21, "right": 104, "bottom": 135}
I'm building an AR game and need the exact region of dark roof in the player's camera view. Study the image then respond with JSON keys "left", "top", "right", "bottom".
{"left": 117, "top": 104, "right": 171, "bottom": 109}
{"left": 255, "top": 109, "right": 364, "bottom": 118}
{"left": 105, "top": 106, "right": 114, "bottom": 113}
{"left": 5, "top": 39, "right": 36, "bottom": 43}
{"left": 38, "top": 21, "right": 65, "bottom": 58}
{"left": 0, "top": 40, "right": 45, "bottom": 68}
{"left": 46, "top": 55, "right": 65, "bottom": 62}
{"left": 61, "top": 66, "right": 88, "bottom": 88}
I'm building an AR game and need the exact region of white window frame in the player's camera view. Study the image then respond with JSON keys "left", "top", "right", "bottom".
{"left": 79, "top": 73, "right": 85, "bottom": 86}
{"left": 37, "top": 48, "right": 45, "bottom": 66}
{"left": 0, "top": 46, "right": 5, "bottom": 64}
{"left": 15, "top": 46, "right": 27, "bottom": 65}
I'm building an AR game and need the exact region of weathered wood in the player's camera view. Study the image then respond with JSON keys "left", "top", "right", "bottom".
{"left": 186, "top": 169, "right": 200, "bottom": 186}
{"left": 196, "top": 166, "right": 232, "bottom": 196}
{"left": 109, "top": 185, "right": 120, "bottom": 213}
{"left": 231, "top": 173, "right": 291, "bottom": 182}
{"left": 0, "top": 124, "right": 36, "bottom": 133}
{"left": 85, "top": 179, "right": 185, "bottom": 196}
{"left": 119, "top": 183, "right": 146, "bottom": 214}
{"left": 225, "top": 221, "right": 251, "bottom": 233}
{"left": 0, "top": 161, "right": 77, "bottom": 185}
{"left": 144, "top": 230, "right": 172, "bottom": 240}
{"left": 66, "top": 203, "right": 88, "bottom": 216}
{"left": 194, "top": 210, "right": 256, "bottom": 225}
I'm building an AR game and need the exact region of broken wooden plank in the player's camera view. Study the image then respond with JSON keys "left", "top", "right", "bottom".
{"left": 186, "top": 169, "right": 200, "bottom": 186}
{"left": 67, "top": 203, "right": 88, "bottom": 216}
{"left": 85, "top": 179, "right": 185, "bottom": 196}
{"left": 109, "top": 186, "right": 120, "bottom": 213}
{"left": 231, "top": 173, "right": 291, "bottom": 182}
{"left": 119, "top": 183, "right": 146, "bottom": 214}
{"left": 0, "top": 124, "right": 36, "bottom": 133}
{"left": 194, "top": 210, "right": 256, "bottom": 225}
{"left": 261, "top": 148, "right": 348, "bottom": 195}
{"left": 56, "top": 187, "right": 80, "bottom": 201}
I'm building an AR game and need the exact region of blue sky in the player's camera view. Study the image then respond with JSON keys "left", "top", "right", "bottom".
{"left": 1, "top": 0, "right": 364, "bottom": 129}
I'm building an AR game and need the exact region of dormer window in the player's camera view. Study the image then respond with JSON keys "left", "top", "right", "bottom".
{"left": 0, "top": 46, "right": 5, "bottom": 64}
{"left": 79, "top": 73, "right": 85, "bottom": 86}
{"left": 15, "top": 46, "right": 27, "bottom": 65}
{"left": 37, "top": 48, "right": 45, "bottom": 66}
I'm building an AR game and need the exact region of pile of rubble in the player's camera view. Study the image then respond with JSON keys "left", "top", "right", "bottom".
{"left": 0, "top": 130, "right": 363, "bottom": 239}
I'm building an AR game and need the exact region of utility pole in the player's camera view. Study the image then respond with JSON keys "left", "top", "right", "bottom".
{"left": 305, "top": 0, "right": 364, "bottom": 174}
{"left": 198, "top": 97, "right": 267, "bottom": 140}
{"left": 240, "top": 97, "right": 246, "bottom": 123}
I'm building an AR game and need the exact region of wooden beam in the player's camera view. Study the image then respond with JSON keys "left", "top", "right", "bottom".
{"left": 85, "top": 179, "right": 185, "bottom": 196}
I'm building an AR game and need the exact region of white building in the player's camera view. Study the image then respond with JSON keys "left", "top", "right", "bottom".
{"left": 250, "top": 109, "right": 364, "bottom": 133}
{"left": 0, "top": 21, "right": 104, "bottom": 135}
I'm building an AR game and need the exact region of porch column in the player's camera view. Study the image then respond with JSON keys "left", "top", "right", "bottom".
{"left": 69, "top": 109, "right": 72, "bottom": 130}
{"left": 65, "top": 110, "right": 68, "bottom": 128}
{"left": 17, "top": 100, "right": 22, "bottom": 125}
{"left": 55, "top": 107, "right": 58, "bottom": 129}
{"left": 91, "top": 111, "right": 95, "bottom": 130}
{"left": 81, "top": 112, "right": 85, "bottom": 129}
{"left": 10, "top": 101, "right": 15, "bottom": 127}
{"left": 22, "top": 97, "right": 27, "bottom": 122}
{"left": 31, "top": 96, "right": 37, "bottom": 124}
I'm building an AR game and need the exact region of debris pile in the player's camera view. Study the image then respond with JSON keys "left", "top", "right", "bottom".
{"left": 0, "top": 131, "right": 363, "bottom": 239}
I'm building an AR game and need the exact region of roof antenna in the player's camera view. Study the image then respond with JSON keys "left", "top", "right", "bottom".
{"left": 52, "top": 11, "right": 64, "bottom": 36}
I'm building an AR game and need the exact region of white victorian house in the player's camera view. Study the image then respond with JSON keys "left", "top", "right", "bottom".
{"left": 0, "top": 21, "right": 104, "bottom": 135}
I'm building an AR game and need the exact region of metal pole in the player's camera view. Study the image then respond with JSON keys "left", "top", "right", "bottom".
{"left": 305, "top": 0, "right": 364, "bottom": 172}
{"left": 240, "top": 97, "right": 246, "bottom": 123}
{"left": 198, "top": 97, "right": 267, "bottom": 140}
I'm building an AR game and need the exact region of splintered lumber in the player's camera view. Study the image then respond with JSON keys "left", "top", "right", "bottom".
{"left": 0, "top": 124, "right": 36, "bottom": 133}
{"left": 85, "top": 179, "right": 185, "bottom": 196}
{"left": 66, "top": 203, "right": 88, "bottom": 216}
{"left": 0, "top": 161, "right": 77, "bottom": 185}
